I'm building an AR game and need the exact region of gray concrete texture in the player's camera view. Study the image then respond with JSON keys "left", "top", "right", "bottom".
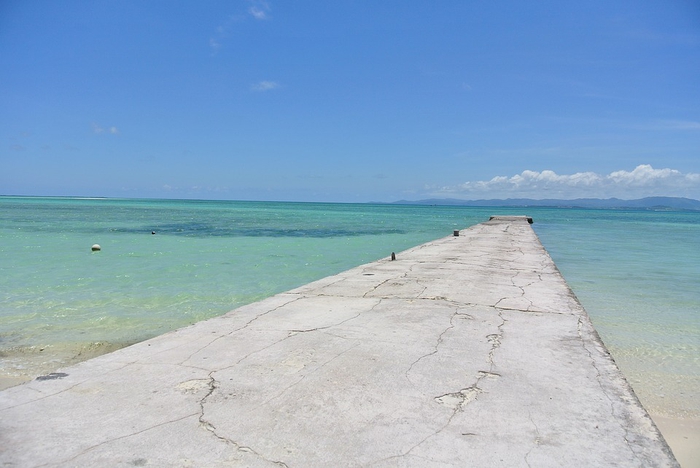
{"left": 0, "top": 216, "right": 678, "bottom": 467}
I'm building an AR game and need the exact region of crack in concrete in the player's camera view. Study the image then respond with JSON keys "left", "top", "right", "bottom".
{"left": 404, "top": 308, "right": 459, "bottom": 386}
{"left": 180, "top": 296, "right": 304, "bottom": 366}
{"left": 487, "top": 310, "right": 506, "bottom": 370}
{"left": 513, "top": 268, "right": 535, "bottom": 312}
{"left": 289, "top": 298, "right": 382, "bottom": 333}
{"left": 434, "top": 386, "right": 483, "bottom": 410}
{"left": 362, "top": 265, "right": 432, "bottom": 300}
{"left": 232, "top": 295, "right": 305, "bottom": 331}
{"left": 524, "top": 410, "right": 542, "bottom": 468}
{"left": 492, "top": 268, "right": 539, "bottom": 313}
{"left": 407, "top": 265, "right": 432, "bottom": 298}
{"left": 42, "top": 412, "right": 200, "bottom": 467}
{"left": 211, "top": 332, "right": 297, "bottom": 377}
{"left": 184, "top": 317, "right": 368, "bottom": 459}
{"left": 197, "top": 377, "right": 291, "bottom": 467}
{"left": 305, "top": 274, "right": 350, "bottom": 292}
{"left": 198, "top": 376, "right": 219, "bottom": 432}
{"left": 363, "top": 277, "right": 393, "bottom": 298}
{"left": 376, "top": 308, "right": 507, "bottom": 465}
{"left": 495, "top": 305, "right": 568, "bottom": 315}
{"left": 240, "top": 341, "right": 362, "bottom": 416}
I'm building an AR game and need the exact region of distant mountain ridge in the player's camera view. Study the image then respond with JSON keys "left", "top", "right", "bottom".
{"left": 392, "top": 196, "right": 700, "bottom": 211}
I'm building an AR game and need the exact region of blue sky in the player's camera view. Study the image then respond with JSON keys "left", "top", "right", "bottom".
{"left": 1, "top": 0, "right": 699, "bottom": 202}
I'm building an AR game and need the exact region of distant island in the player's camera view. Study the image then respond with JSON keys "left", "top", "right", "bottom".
{"left": 392, "top": 196, "right": 700, "bottom": 211}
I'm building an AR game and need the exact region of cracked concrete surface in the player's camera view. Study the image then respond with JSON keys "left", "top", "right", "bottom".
{"left": 0, "top": 216, "right": 678, "bottom": 467}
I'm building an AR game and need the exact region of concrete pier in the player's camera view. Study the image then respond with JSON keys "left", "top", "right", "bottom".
{"left": 0, "top": 216, "right": 678, "bottom": 467}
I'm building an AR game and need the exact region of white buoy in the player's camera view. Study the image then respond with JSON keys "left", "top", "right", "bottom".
{"left": 91, "top": 244, "right": 101, "bottom": 252}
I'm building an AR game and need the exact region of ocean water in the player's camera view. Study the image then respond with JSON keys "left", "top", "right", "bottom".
{"left": 0, "top": 197, "right": 698, "bottom": 419}
{"left": 534, "top": 209, "right": 700, "bottom": 419}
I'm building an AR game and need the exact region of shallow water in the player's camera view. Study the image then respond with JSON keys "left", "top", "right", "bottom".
{"left": 534, "top": 209, "right": 700, "bottom": 418}
{"left": 1, "top": 197, "right": 698, "bottom": 418}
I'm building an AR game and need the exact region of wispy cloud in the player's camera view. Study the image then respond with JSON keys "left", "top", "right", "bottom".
{"left": 251, "top": 80, "right": 280, "bottom": 92}
{"left": 430, "top": 165, "right": 700, "bottom": 199}
{"left": 92, "top": 122, "right": 119, "bottom": 135}
{"left": 248, "top": 0, "right": 271, "bottom": 20}
{"left": 209, "top": 17, "right": 239, "bottom": 53}
{"left": 209, "top": 2, "right": 271, "bottom": 52}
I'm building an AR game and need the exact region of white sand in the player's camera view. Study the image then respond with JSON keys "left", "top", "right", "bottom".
{"left": 652, "top": 415, "right": 700, "bottom": 468}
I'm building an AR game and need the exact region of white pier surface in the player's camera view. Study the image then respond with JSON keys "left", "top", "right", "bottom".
{"left": 0, "top": 216, "right": 678, "bottom": 467}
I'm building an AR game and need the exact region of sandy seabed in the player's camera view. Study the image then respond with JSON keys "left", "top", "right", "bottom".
{"left": 0, "top": 341, "right": 131, "bottom": 391}
{"left": 652, "top": 415, "right": 700, "bottom": 468}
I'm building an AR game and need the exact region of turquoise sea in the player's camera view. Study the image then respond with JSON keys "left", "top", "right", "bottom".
{"left": 0, "top": 197, "right": 698, "bottom": 419}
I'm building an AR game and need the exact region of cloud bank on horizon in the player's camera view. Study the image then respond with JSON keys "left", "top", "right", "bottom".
{"left": 430, "top": 165, "right": 700, "bottom": 200}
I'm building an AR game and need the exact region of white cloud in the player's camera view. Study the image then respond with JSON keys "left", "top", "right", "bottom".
{"left": 209, "top": 3, "right": 270, "bottom": 52}
{"left": 251, "top": 80, "right": 280, "bottom": 91}
{"left": 92, "top": 122, "right": 119, "bottom": 135}
{"left": 248, "top": 1, "right": 270, "bottom": 20}
{"left": 431, "top": 165, "right": 700, "bottom": 199}
{"left": 209, "top": 20, "right": 233, "bottom": 53}
{"left": 249, "top": 7, "right": 267, "bottom": 19}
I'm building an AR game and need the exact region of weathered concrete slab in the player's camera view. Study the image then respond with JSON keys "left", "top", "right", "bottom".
{"left": 0, "top": 216, "right": 678, "bottom": 467}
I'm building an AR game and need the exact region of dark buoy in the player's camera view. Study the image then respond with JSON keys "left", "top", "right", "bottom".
{"left": 391, "top": 252, "right": 396, "bottom": 261}
{"left": 91, "top": 244, "right": 101, "bottom": 252}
